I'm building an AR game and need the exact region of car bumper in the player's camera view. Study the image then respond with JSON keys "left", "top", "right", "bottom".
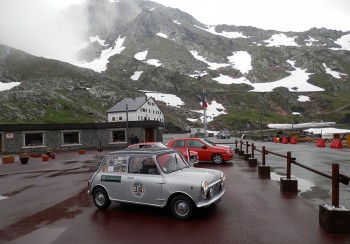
{"left": 223, "top": 153, "right": 234, "bottom": 161}
{"left": 196, "top": 189, "right": 225, "bottom": 208}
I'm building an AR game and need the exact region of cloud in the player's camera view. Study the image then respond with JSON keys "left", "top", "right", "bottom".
{"left": 0, "top": 0, "right": 88, "bottom": 62}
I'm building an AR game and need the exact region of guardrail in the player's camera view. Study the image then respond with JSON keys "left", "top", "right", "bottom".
{"left": 233, "top": 139, "right": 350, "bottom": 232}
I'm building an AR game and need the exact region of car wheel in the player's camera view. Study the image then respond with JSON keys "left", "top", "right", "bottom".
{"left": 212, "top": 154, "right": 224, "bottom": 164}
{"left": 93, "top": 188, "right": 111, "bottom": 209}
{"left": 170, "top": 195, "right": 194, "bottom": 220}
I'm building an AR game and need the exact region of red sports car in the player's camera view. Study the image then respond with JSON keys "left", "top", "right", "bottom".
{"left": 127, "top": 142, "right": 198, "bottom": 164}
{"left": 167, "top": 138, "right": 233, "bottom": 164}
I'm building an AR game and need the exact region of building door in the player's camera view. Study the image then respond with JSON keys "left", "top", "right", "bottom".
{"left": 145, "top": 128, "right": 155, "bottom": 142}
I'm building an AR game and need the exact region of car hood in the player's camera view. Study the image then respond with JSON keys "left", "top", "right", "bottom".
{"left": 211, "top": 145, "right": 232, "bottom": 151}
{"left": 171, "top": 167, "right": 221, "bottom": 183}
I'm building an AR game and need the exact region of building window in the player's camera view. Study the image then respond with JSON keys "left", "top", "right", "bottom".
{"left": 111, "top": 130, "right": 126, "bottom": 143}
{"left": 62, "top": 131, "right": 80, "bottom": 145}
{"left": 24, "top": 132, "right": 44, "bottom": 147}
{"left": 119, "top": 116, "right": 122, "bottom": 120}
{"left": 112, "top": 117, "right": 116, "bottom": 121}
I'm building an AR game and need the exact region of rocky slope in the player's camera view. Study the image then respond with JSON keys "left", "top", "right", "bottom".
{"left": 0, "top": 0, "right": 349, "bottom": 132}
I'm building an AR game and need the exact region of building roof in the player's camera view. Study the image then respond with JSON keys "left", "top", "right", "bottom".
{"left": 107, "top": 96, "right": 151, "bottom": 113}
{"left": 0, "top": 121, "right": 164, "bottom": 132}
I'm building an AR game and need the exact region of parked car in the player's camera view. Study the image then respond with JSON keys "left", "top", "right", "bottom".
{"left": 167, "top": 138, "right": 234, "bottom": 164}
{"left": 217, "top": 130, "right": 230, "bottom": 139}
{"left": 127, "top": 142, "right": 199, "bottom": 165}
{"left": 87, "top": 148, "right": 225, "bottom": 220}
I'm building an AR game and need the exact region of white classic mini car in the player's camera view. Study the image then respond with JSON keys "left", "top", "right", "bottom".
{"left": 88, "top": 148, "right": 225, "bottom": 220}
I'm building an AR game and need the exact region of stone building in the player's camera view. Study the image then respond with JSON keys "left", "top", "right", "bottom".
{"left": 0, "top": 119, "right": 163, "bottom": 154}
{"left": 0, "top": 96, "right": 165, "bottom": 154}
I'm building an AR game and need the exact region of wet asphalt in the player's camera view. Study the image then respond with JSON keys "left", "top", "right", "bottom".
{"left": 0, "top": 138, "right": 349, "bottom": 243}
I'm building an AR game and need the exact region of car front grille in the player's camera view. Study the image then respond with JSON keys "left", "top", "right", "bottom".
{"left": 207, "top": 180, "right": 224, "bottom": 199}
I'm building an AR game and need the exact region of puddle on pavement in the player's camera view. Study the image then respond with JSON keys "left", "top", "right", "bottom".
{"left": 0, "top": 190, "right": 88, "bottom": 242}
{"left": 270, "top": 172, "right": 315, "bottom": 193}
{"left": 0, "top": 195, "right": 8, "bottom": 200}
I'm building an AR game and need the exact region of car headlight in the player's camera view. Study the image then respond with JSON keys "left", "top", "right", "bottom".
{"left": 226, "top": 150, "right": 230, "bottom": 154}
{"left": 220, "top": 172, "right": 226, "bottom": 182}
{"left": 201, "top": 181, "right": 209, "bottom": 193}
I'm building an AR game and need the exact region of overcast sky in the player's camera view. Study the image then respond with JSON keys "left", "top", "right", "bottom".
{"left": 38, "top": 0, "right": 350, "bottom": 32}
{"left": 1, "top": 0, "right": 349, "bottom": 61}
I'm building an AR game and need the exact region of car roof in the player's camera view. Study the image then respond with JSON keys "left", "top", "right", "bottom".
{"left": 170, "top": 137, "right": 201, "bottom": 140}
{"left": 106, "top": 148, "right": 177, "bottom": 157}
{"left": 131, "top": 142, "right": 164, "bottom": 145}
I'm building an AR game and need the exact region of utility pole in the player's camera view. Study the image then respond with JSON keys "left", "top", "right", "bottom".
{"left": 126, "top": 103, "right": 129, "bottom": 145}
{"left": 204, "top": 107, "right": 207, "bottom": 139}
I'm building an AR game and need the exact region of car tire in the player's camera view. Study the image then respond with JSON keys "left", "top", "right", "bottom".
{"left": 212, "top": 154, "right": 224, "bottom": 164}
{"left": 93, "top": 188, "right": 111, "bottom": 209}
{"left": 170, "top": 195, "right": 194, "bottom": 220}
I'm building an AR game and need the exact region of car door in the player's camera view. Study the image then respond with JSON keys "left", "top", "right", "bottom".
{"left": 99, "top": 156, "right": 127, "bottom": 201}
{"left": 186, "top": 139, "right": 212, "bottom": 161}
{"left": 123, "top": 156, "right": 165, "bottom": 206}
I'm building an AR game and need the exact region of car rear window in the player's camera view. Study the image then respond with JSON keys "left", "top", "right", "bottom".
{"left": 102, "top": 156, "right": 127, "bottom": 173}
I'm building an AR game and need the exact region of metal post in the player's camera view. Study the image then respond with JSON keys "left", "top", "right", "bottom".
{"left": 332, "top": 164, "right": 339, "bottom": 208}
{"left": 260, "top": 109, "right": 263, "bottom": 141}
{"left": 240, "top": 140, "right": 243, "bottom": 151}
{"left": 235, "top": 139, "right": 238, "bottom": 149}
{"left": 262, "top": 146, "right": 266, "bottom": 166}
{"left": 245, "top": 141, "right": 248, "bottom": 153}
{"left": 204, "top": 108, "right": 207, "bottom": 139}
{"left": 252, "top": 143, "right": 255, "bottom": 158}
{"left": 126, "top": 104, "right": 129, "bottom": 146}
{"left": 287, "top": 152, "right": 291, "bottom": 180}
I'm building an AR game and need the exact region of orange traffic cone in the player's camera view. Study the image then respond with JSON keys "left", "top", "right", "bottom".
{"left": 290, "top": 137, "right": 297, "bottom": 144}
{"left": 317, "top": 138, "right": 325, "bottom": 147}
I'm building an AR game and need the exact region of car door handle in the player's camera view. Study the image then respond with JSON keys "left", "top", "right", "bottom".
{"left": 127, "top": 176, "right": 134, "bottom": 179}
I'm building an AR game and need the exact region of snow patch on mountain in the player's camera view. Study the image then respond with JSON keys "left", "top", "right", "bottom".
{"left": 141, "top": 90, "right": 184, "bottom": 107}
{"left": 0, "top": 82, "right": 21, "bottom": 91}
{"left": 195, "top": 25, "right": 249, "bottom": 39}
{"left": 332, "top": 33, "right": 350, "bottom": 51}
{"left": 74, "top": 36, "right": 125, "bottom": 72}
{"left": 156, "top": 33, "right": 168, "bottom": 39}
{"left": 264, "top": 34, "right": 299, "bottom": 47}
{"left": 190, "top": 50, "right": 230, "bottom": 70}
{"left": 131, "top": 71, "right": 143, "bottom": 81}
{"left": 227, "top": 51, "right": 252, "bottom": 74}
{"left": 135, "top": 50, "right": 148, "bottom": 61}
{"left": 323, "top": 63, "right": 346, "bottom": 79}
{"left": 298, "top": 95, "right": 310, "bottom": 102}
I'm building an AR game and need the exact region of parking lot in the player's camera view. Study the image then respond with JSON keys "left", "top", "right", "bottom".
{"left": 0, "top": 138, "right": 350, "bottom": 243}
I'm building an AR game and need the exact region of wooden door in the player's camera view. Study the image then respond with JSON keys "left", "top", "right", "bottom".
{"left": 145, "top": 128, "right": 155, "bottom": 142}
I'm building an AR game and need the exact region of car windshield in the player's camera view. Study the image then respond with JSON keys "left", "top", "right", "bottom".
{"left": 156, "top": 152, "right": 190, "bottom": 174}
{"left": 155, "top": 143, "right": 168, "bottom": 148}
{"left": 202, "top": 138, "right": 215, "bottom": 146}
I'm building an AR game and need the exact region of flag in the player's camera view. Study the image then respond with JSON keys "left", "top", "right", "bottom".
{"left": 201, "top": 90, "right": 208, "bottom": 109}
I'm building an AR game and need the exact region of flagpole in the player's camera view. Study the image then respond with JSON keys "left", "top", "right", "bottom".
{"left": 201, "top": 89, "right": 208, "bottom": 139}
{"left": 204, "top": 107, "right": 207, "bottom": 139}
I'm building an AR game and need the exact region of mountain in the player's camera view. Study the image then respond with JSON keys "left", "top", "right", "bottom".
{"left": 0, "top": 0, "right": 349, "bottom": 132}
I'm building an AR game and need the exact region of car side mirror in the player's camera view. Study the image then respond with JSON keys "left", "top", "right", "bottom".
{"left": 202, "top": 145, "right": 207, "bottom": 149}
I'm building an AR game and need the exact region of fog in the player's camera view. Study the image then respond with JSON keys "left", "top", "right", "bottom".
{"left": 0, "top": 0, "right": 89, "bottom": 62}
